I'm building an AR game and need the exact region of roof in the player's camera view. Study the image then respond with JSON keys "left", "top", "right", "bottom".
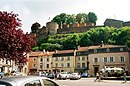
{"left": 77, "top": 46, "right": 89, "bottom": 52}
{"left": 104, "top": 18, "right": 123, "bottom": 24}
{"left": 29, "top": 51, "right": 54, "bottom": 57}
{"left": 54, "top": 50, "right": 74, "bottom": 54}
{"left": 88, "top": 45, "right": 126, "bottom": 49}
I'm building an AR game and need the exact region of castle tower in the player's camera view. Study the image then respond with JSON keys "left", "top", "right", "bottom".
{"left": 46, "top": 22, "right": 59, "bottom": 35}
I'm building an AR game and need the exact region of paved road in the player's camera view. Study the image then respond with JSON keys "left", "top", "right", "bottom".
{"left": 53, "top": 78, "right": 130, "bottom": 86}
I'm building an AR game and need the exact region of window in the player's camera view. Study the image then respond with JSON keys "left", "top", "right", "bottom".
{"left": 42, "top": 79, "right": 58, "bottom": 86}
{"left": 47, "top": 58, "right": 49, "bottom": 62}
{"left": 82, "top": 63, "right": 85, "bottom": 68}
{"left": 61, "top": 63, "right": 64, "bottom": 67}
{"left": 6, "top": 60, "right": 8, "bottom": 64}
{"left": 33, "top": 58, "right": 36, "bottom": 62}
{"left": 67, "top": 63, "right": 70, "bottom": 67}
{"left": 103, "top": 57, "right": 107, "bottom": 62}
{"left": 78, "top": 57, "right": 80, "bottom": 61}
{"left": 94, "top": 49, "right": 97, "bottom": 53}
{"left": 33, "top": 64, "right": 36, "bottom": 68}
{"left": 47, "top": 64, "right": 49, "bottom": 68}
{"left": 40, "top": 58, "right": 43, "bottom": 62}
{"left": 55, "top": 63, "right": 58, "bottom": 67}
{"left": 82, "top": 57, "right": 85, "bottom": 61}
{"left": 24, "top": 80, "right": 41, "bottom": 86}
{"left": 67, "top": 56, "right": 70, "bottom": 60}
{"left": 120, "top": 56, "right": 125, "bottom": 62}
{"left": 120, "top": 48, "right": 123, "bottom": 51}
{"left": 55, "top": 57, "right": 58, "bottom": 61}
{"left": 40, "top": 65, "right": 43, "bottom": 69}
{"left": 61, "top": 57, "right": 64, "bottom": 61}
{"left": 77, "top": 63, "right": 80, "bottom": 68}
{"left": 110, "top": 57, "right": 114, "bottom": 62}
{"left": 94, "top": 58, "right": 98, "bottom": 63}
{"left": 106, "top": 48, "right": 110, "bottom": 52}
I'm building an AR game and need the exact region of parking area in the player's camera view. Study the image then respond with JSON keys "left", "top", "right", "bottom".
{"left": 54, "top": 78, "right": 130, "bottom": 86}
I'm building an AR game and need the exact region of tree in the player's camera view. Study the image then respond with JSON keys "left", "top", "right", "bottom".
{"left": 76, "top": 13, "right": 87, "bottom": 23}
{"left": 88, "top": 12, "right": 97, "bottom": 25}
{"left": 0, "top": 11, "right": 36, "bottom": 64}
{"left": 52, "top": 13, "right": 68, "bottom": 26}
{"left": 31, "top": 22, "right": 41, "bottom": 33}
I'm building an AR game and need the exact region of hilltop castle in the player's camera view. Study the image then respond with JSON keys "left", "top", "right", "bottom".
{"left": 30, "top": 19, "right": 130, "bottom": 43}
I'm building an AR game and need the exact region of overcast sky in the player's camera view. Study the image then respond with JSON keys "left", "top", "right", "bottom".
{"left": 0, "top": 0, "right": 130, "bottom": 33}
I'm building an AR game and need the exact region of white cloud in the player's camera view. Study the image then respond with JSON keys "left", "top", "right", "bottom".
{"left": 1, "top": 3, "right": 10, "bottom": 11}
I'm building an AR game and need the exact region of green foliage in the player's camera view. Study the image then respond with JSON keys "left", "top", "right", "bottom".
{"left": 88, "top": 12, "right": 97, "bottom": 25}
{"left": 35, "top": 26, "right": 130, "bottom": 51}
{"left": 39, "top": 43, "right": 63, "bottom": 51}
{"left": 32, "top": 46, "right": 39, "bottom": 51}
{"left": 127, "top": 40, "right": 130, "bottom": 48}
{"left": 52, "top": 12, "right": 97, "bottom": 25}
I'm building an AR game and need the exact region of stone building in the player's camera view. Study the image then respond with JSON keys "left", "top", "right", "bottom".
{"left": 28, "top": 44, "right": 130, "bottom": 76}
{"left": 104, "top": 19, "right": 123, "bottom": 28}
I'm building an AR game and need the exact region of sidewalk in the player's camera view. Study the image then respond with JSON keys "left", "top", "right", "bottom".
{"left": 102, "top": 80, "right": 130, "bottom": 84}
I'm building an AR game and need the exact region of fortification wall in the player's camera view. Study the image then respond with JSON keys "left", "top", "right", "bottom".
{"left": 57, "top": 26, "right": 91, "bottom": 34}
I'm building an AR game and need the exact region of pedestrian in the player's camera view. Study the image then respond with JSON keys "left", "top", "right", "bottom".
{"left": 123, "top": 71, "right": 127, "bottom": 83}
{"left": 94, "top": 72, "right": 100, "bottom": 82}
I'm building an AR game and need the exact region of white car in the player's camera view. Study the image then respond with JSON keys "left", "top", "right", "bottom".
{"left": 0, "top": 76, "right": 59, "bottom": 86}
{"left": 12, "top": 72, "right": 22, "bottom": 76}
{"left": 70, "top": 73, "right": 81, "bottom": 80}
{"left": 57, "top": 72, "right": 70, "bottom": 80}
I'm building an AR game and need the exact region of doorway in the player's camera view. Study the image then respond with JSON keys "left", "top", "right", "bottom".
{"left": 94, "top": 67, "right": 99, "bottom": 76}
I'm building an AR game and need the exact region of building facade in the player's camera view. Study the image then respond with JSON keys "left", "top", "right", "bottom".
{"left": 28, "top": 45, "right": 130, "bottom": 76}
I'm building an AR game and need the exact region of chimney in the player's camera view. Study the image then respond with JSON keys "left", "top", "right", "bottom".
{"left": 100, "top": 41, "right": 104, "bottom": 47}
{"left": 43, "top": 49, "right": 46, "bottom": 53}
{"left": 55, "top": 50, "right": 58, "bottom": 53}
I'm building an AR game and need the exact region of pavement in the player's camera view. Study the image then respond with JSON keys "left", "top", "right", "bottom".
{"left": 101, "top": 79, "right": 130, "bottom": 84}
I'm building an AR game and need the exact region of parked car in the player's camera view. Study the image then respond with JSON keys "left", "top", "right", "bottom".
{"left": 81, "top": 73, "right": 88, "bottom": 78}
{"left": 35, "top": 72, "right": 48, "bottom": 77}
{"left": 70, "top": 73, "right": 81, "bottom": 80}
{"left": 0, "top": 76, "right": 59, "bottom": 86}
{"left": 12, "top": 72, "right": 22, "bottom": 76}
{"left": 57, "top": 72, "right": 70, "bottom": 80}
{"left": 47, "top": 73, "right": 55, "bottom": 79}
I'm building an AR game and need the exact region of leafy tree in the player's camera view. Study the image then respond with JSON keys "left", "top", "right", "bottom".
{"left": 52, "top": 13, "right": 68, "bottom": 26}
{"left": 88, "top": 12, "right": 97, "bottom": 25}
{"left": 79, "top": 33, "right": 92, "bottom": 46}
{"left": 127, "top": 40, "right": 130, "bottom": 48}
{"left": 40, "top": 43, "right": 63, "bottom": 51}
{"left": 63, "top": 34, "right": 80, "bottom": 49}
{"left": 76, "top": 13, "right": 87, "bottom": 23}
{"left": 31, "top": 22, "right": 41, "bottom": 33}
{"left": 0, "top": 11, "right": 36, "bottom": 64}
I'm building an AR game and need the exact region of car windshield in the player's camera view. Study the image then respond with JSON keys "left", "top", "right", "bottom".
{"left": 61, "top": 72, "right": 67, "bottom": 74}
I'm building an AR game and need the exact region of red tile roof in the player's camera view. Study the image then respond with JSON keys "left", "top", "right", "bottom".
{"left": 29, "top": 51, "right": 54, "bottom": 57}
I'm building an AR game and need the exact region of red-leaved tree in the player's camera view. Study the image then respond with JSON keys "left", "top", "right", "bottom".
{"left": 0, "top": 11, "right": 36, "bottom": 64}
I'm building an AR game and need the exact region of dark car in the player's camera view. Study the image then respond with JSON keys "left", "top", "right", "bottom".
{"left": 81, "top": 73, "right": 88, "bottom": 78}
{"left": 0, "top": 76, "right": 59, "bottom": 86}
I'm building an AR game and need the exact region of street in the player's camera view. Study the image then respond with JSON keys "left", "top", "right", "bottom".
{"left": 53, "top": 78, "right": 130, "bottom": 86}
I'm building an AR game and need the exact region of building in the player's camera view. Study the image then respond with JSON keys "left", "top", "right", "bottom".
{"left": 87, "top": 44, "right": 130, "bottom": 76}
{"left": 75, "top": 47, "right": 89, "bottom": 73}
{"left": 52, "top": 50, "right": 76, "bottom": 73}
{"left": 28, "top": 45, "right": 130, "bottom": 76}
{"left": 104, "top": 19, "right": 123, "bottom": 28}
{"left": 28, "top": 51, "right": 54, "bottom": 74}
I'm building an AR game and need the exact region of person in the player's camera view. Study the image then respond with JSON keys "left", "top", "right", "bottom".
{"left": 94, "top": 72, "right": 100, "bottom": 82}
{"left": 123, "top": 71, "right": 127, "bottom": 83}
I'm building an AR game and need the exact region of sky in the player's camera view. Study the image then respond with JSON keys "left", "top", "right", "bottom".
{"left": 0, "top": 0, "right": 130, "bottom": 33}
